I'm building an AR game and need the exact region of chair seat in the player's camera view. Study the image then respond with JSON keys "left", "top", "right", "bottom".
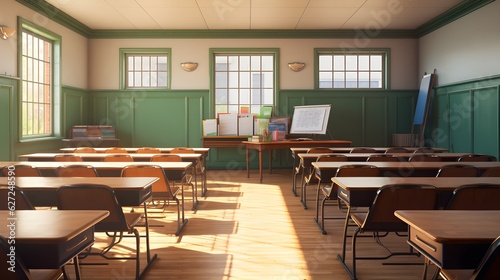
{"left": 350, "top": 212, "right": 367, "bottom": 227}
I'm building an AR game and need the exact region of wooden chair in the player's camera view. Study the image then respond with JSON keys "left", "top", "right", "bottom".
{"left": 74, "top": 147, "right": 96, "bottom": 153}
{"left": 171, "top": 147, "right": 205, "bottom": 198}
{"left": 121, "top": 165, "right": 187, "bottom": 235}
{"left": 2, "top": 164, "right": 41, "bottom": 177}
{"left": 408, "top": 154, "right": 441, "bottom": 162}
{"left": 0, "top": 185, "right": 35, "bottom": 210}
{"left": 440, "top": 236, "right": 500, "bottom": 280}
{"left": 53, "top": 154, "right": 83, "bottom": 162}
{"left": 482, "top": 166, "right": 500, "bottom": 177}
{"left": 366, "top": 154, "right": 401, "bottom": 162}
{"left": 103, "top": 154, "right": 134, "bottom": 162}
{"left": 350, "top": 147, "right": 376, "bottom": 153}
{"left": 458, "top": 154, "right": 497, "bottom": 162}
{"left": 0, "top": 236, "right": 63, "bottom": 280}
{"left": 315, "top": 164, "right": 380, "bottom": 235}
{"left": 300, "top": 154, "right": 347, "bottom": 209}
{"left": 343, "top": 184, "right": 438, "bottom": 279}
{"left": 436, "top": 164, "right": 478, "bottom": 177}
{"left": 105, "top": 147, "right": 128, "bottom": 153}
{"left": 444, "top": 183, "right": 500, "bottom": 210}
{"left": 384, "top": 147, "right": 410, "bottom": 153}
{"left": 293, "top": 147, "right": 332, "bottom": 199}
{"left": 56, "top": 164, "right": 99, "bottom": 177}
{"left": 136, "top": 147, "right": 161, "bottom": 154}
{"left": 57, "top": 184, "right": 148, "bottom": 280}
{"left": 151, "top": 154, "right": 197, "bottom": 210}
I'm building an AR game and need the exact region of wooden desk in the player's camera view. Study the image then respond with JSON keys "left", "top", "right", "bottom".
{"left": 244, "top": 140, "right": 352, "bottom": 183}
{"left": 333, "top": 177, "right": 500, "bottom": 270}
{"left": 395, "top": 210, "right": 500, "bottom": 269}
{"left": 202, "top": 136, "right": 248, "bottom": 148}
{"left": 0, "top": 210, "right": 108, "bottom": 279}
{"left": 0, "top": 177, "right": 157, "bottom": 207}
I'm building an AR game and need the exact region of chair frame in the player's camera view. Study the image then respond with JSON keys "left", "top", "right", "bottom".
{"left": 170, "top": 147, "right": 206, "bottom": 199}
{"left": 339, "top": 184, "right": 438, "bottom": 280}
{"left": 293, "top": 148, "right": 332, "bottom": 199}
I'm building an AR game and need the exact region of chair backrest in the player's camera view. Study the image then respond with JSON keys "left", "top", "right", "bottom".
{"left": 121, "top": 165, "right": 176, "bottom": 198}
{"left": 136, "top": 147, "right": 161, "bottom": 154}
{"left": 0, "top": 236, "right": 40, "bottom": 280}
{"left": 335, "top": 164, "right": 380, "bottom": 177}
{"left": 307, "top": 147, "right": 332, "bottom": 154}
{"left": 458, "top": 154, "right": 497, "bottom": 162}
{"left": 57, "top": 184, "right": 128, "bottom": 232}
{"left": 366, "top": 154, "right": 401, "bottom": 162}
{"left": 2, "top": 164, "right": 41, "bottom": 177}
{"left": 482, "top": 166, "right": 500, "bottom": 177}
{"left": 470, "top": 236, "right": 500, "bottom": 280}
{"left": 151, "top": 154, "right": 182, "bottom": 162}
{"left": 436, "top": 164, "right": 478, "bottom": 177}
{"left": 53, "top": 154, "right": 84, "bottom": 162}
{"left": 409, "top": 154, "right": 442, "bottom": 162}
{"left": 170, "top": 147, "right": 195, "bottom": 154}
{"left": 362, "top": 184, "right": 438, "bottom": 231}
{"left": 74, "top": 147, "right": 96, "bottom": 153}
{"left": 0, "top": 185, "right": 35, "bottom": 210}
{"left": 413, "top": 147, "right": 435, "bottom": 154}
{"left": 350, "top": 147, "right": 376, "bottom": 153}
{"left": 444, "top": 184, "right": 500, "bottom": 210}
{"left": 385, "top": 147, "right": 410, "bottom": 154}
{"left": 103, "top": 154, "right": 134, "bottom": 162}
{"left": 105, "top": 147, "right": 128, "bottom": 153}
{"left": 56, "top": 164, "right": 99, "bottom": 177}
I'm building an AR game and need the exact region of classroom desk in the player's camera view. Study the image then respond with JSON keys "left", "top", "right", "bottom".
{"left": 0, "top": 176, "right": 160, "bottom": 272}
{"left": 290, "top": 147, "right": 449, "bottom": 155}
{"left": 19, "top": 152, "right": 206, "bottom": 198}
{"left": 244, "top": 139, "right": 352, "bottom": 183}
{"left": 0, "top": 210, "right": 109, "bottom": 280}
{"left": 395, "top": 210, "right": 500, "bottom": 270}
{"left": 333, "top": 177, "right": 500, "bottom": 274}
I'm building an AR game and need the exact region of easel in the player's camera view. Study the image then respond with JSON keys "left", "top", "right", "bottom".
{"left": 411, "top": 70, "right": 436, "bottom": 147}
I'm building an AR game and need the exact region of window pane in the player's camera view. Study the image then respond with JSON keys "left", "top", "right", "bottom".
{"left": 371, "top": 72, "right": 382, "bottom": 88}
{"left": 319, "top": 55, "right": 332, "bottom": 71}
{"left": 240, "top": 72, "right": 250, "bottom": 88}
{"left": 215, "top": 72, "right": 227, "bottom": 88}
{"left": 251, "top": 56, "right": 260, "bottom": 70}
{"left": 334, "top": 56, "right": 345, "bottom": 71}
{"left": 240, "top": 89, "right": 250, "bottom": 104}
{"left": 319, "top": 72, "right": 332, "bottom": 88}
{"left": 228, "top": 89, "right": 239, "bottom": 104}
{"left": 359, "top": 56, "right": 369, "bottom": 71}
{"left": 333, "top": 72, "right": 344, "bottom": 88}
{"left": 228, "top": 72, "right": 239, "bottom": 88}
{"left": 229, "top": 56, "right": 239, "bottom": 71}
{"left": 215, "top": 89, "right": 228, "bottom": 104}
{"left": 346, "top": 72, "right": 358, "bottom": 88}
{"left": 262, "top": 56, "right": 273, "bottom": 71}
{"left": 371, "top": 55, "right": 382, "bottom": 71}
{"left": 359, "top": 72, "right": 370, "bottom": 88}
{"left": 239, "top": 56, "right": 249, "bottom": 71}
{"left": 346, "top": 55, "right": 358, "bottom": 71}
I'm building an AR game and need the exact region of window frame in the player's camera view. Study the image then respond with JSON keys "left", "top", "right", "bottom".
{"left": 119, "top": 48, "right": 172, "bottom": 90}
{"left": 18, "top": 17, "right": 62, "bottom": 141}
{"left": 314, "top": 48, "right": 390, "bottom": 90}
{"left": 209, "top": 48, "right": 280, "bottom": 118}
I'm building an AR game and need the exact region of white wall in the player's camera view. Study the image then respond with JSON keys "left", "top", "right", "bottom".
{"left": 0, "top": 0, "right": 88, "bottom": 89}
{"left": 419, "top": 1, "right": 500, "bottom": 85}
{"left": 89, "top": 37, "right": 418, "bottom": 91}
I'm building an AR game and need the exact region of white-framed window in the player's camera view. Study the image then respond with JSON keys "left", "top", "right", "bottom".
{"left": 212, "top": 50, "right": 277, "bottom": 116}
{"left": 120, "top": 49, "right": 171, "bottom": 89}
{"left": 316, "top": 49, "right": 389, "bottom": 89}
{"left": 20, "top": 19, "right": 61, "bottom": 138}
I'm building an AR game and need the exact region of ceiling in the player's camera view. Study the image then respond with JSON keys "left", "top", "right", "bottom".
{"left": 43, "top": 0, "right": 464, "bottom": 30}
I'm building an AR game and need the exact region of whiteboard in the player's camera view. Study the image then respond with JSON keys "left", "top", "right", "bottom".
{"left": 290, "top": 104, "right": 331, "bottom": 135}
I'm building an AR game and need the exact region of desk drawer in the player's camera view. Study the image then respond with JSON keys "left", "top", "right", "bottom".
{"left": 409, "top": 228, "right": 490, "bottom": 269}
{"left": 337, "top": 188, "right": 377, "bottom": 208}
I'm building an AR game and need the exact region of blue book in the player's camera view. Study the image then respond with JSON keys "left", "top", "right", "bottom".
{"left": 268, "top": 122, "right": 286, "bottom": 141}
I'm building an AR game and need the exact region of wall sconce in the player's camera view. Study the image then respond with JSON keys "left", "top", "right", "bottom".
{"left": 288, "top": 62, "right": 305, "bottom": 72}
{"left": 0, "top": 26, "right": 16, "bottom": 40}
{"left": 180, "top": 62, "right": 198, "bottom": 72}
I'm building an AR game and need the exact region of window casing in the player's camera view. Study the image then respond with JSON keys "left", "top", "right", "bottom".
{"left": 120, "top": 49, "right": 171, "bottom": 89}
{"left": 20, "top": 18, "right": 61, "bottom": 139}
{"left": 212, "top": 50, "right": 277, "bottom": 116}
{"left": 316, "top": 49, "right": 389, "bottom": 89}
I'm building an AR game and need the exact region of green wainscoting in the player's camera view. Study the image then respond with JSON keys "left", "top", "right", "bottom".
{"left": 430, "top": 75, "right": 500, "bottom": 159}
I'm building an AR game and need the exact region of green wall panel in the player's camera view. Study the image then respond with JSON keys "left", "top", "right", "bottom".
{"left": 473, "top": 87, "right": 499, "bottom": 156}
{"left": 365, "top": 96, "right": 388, "bottom": 146}
{"left": 0, "top": 84, "right": 14, "bottom": 160}
{"left": 448, "top": 91, "right": 473, "bottom": 152}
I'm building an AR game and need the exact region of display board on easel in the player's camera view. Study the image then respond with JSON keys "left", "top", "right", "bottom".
{"left": 411, "top": 72, "right": 436, "bottom": 146}
{"left": 289, "top": 104, "right": 331, "bottom": 137}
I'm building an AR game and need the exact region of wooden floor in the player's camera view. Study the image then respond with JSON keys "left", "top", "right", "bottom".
{"left": 65, "top": 169, "right": 441, "bottom": 279}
